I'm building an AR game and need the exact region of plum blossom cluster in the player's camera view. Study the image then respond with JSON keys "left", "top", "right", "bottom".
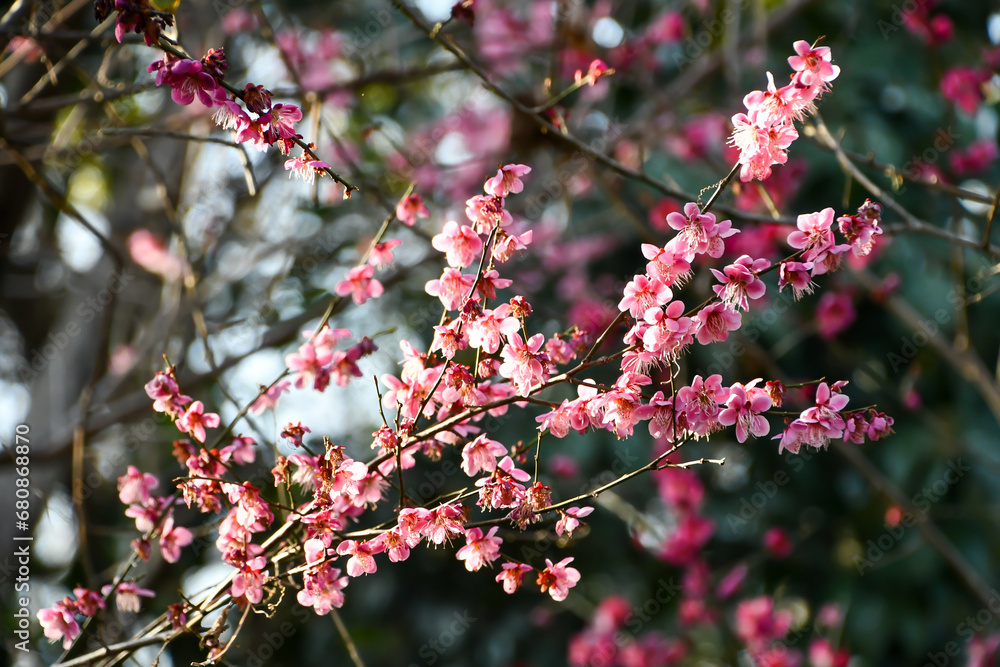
{"left": 773, "top": 381, "right": 894, "bottom": 455}
{"left": 44, "top": 27, "right": 901, "bottom": 659}
{"left": 730, "top": 40, "right": 840, "bottom": 182}
{"left": 37, "top": 581, "right": 158, "bottom": 649}
{"left": 37, "top": 588, "right": 105, "bottom": 649}
{"left": 144, "top": 364, "right": 221, "bottom": 443}
{"left": 94, "top": 0, "right": 173, "bottom": 46}
{"left": 569, "top": 587, "right": 851, "bottom": 666}
{"left": 534, "top": 189, "right": 885, "bottom": 453}
{"left": 285, "top": 328, "right": 379, "bottom": 391}
{"left": 94, "top": 0, "right": 335, "bottom": 185}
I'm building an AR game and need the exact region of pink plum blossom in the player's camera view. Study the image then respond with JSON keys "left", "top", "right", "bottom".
{"left": 456, "top": 526, "right": 502, "bottom": 571}
{"left": 176, "top": 401, "right": 220, "bottom": 443}
{"left": 536, "top": 557, "right": 581, "bottom": 601}
{"left": 396, "top": 192, "right": 429, "bottom": 226}
{"left": 335, "top": 265, "right": 384, "bottom": 305}
{"left": 484, "top": 163, "right": 531, "bottom": 197}
{"left": 432, "top": 220, "right": 484, "bottom": 268}
{"left": 718, "top": 379, "right": 772, "bottom": 442}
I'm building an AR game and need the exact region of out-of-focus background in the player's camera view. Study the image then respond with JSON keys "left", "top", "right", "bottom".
{"left": 1, "top": 0, "right": 999, "bottom": 665}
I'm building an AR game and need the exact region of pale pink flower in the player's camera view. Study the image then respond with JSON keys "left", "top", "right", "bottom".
{"left": 694, "top": 302, "right": 742, "bottom": 345}
{"left": 284, "top": 157, "right": 330, "bottom": 185}
{"left": 228, "top": 482, "right": 274, "bottom": 533}
{"left": 711, "top": 255, "right": 770, "bottom": 311}
{"left": 176, "top": 401, "right": 220, "bottom": 443}
{"left": 666, "top": 202, "right": 719, "bottom": 256}
{"left": 231, "top": 551, "right": 268, "bottom": 604}
{"left": 335, "top": 265, "right": 384, "bottom": 305}
{"left": 422, "top": 503, "right": 465, "bottom": 545}
{"left": 744, "top": 72, "right": 809, "bottom": 126}
{"left": 118, "top": 466, "right": 158, "bottom": 506}
{"left": 336, "top": 539, "right": 381, "bottom": 576}
{"left": 634, "top": 390, "right": 676, "bottom": 440}
{"left": 778, "top": 261, "right": 815, "bottom": 300}
{"left": 641, "top": 240, "right": 692, "bottom": 286}
{"left": 329, "top": 459, "right": 369, "bottom": 501}
{"left": 729, "top": 110, "right": 798, "bottom": 182}
{"left": 466, "top": 304, "right": 520, "bottom": 354}
{"left": 38, "top": 603, "right": 80, "bottom": 649}
{"left": 496, "top": 562, "right": 533, "bottom": 594}
{"left": 484, "top": 163, "right": 531, "bottom": 197}
{"left": 368, "top": 239, "right": 402, "bottom": 268}
{"left": 148, "top": 57, "right": 221, "bottom": 107}
{"left": 787, "top": 208, "right": 836, "bottom": 261}
{"left": 128, "top": 230, "right": 184, "bottom": 280}
{"left": 281, "top": 421, "right": 310, "bottom": 448}
{"left": 265, "top": 103, "right": 302, "bottom": 143}
{"left": 474, "top": 269, "right": 512, "bottom": 300}
{"left": 596, "top": 374, "right": 650, "bottom": 438}
{"left": 71, "top": 588, "right": 106, "bottom": 617}
{"left": 297, "top": 563, "right": 348, "bottom": 615}
{"left": 675, "top": 374, "right": 730, "bottom": 436}
{"left": 456, "top": 526, "right": 502, "bottom": 571}
{"left": 867, "top": 411, "right": 894, "bottom": 441}
{"left": 537, "top": 557, "right": 581, "bottom": 601}
{"left": 144, "top": 370, "right": 191, "bottom": 418}
{"left": 432, "top": 220, "right": 484, "bottom": 268}
{"left": 465, "top": 194, "right": 511, "bottom": 233}
{"left": 837, "top": 199, "right": 883, "bottom": 257}
{"left": 431, "top": 319, "right": 467, "bottom": 360}
{"left": 778, "top": 381, "right": 851, "bottom": 452}
{"left": 396, "top": 192, "right": 429, "bottom": 227}
{"left": 476, "top": 456, "right": 531, "bottom": 510}
{"left": 425, "top": 267, "right": 475, "bottom": 310}
{"left": 159, "top": 514, "right": 193, "bottom": 563}
{"left": 498, "top": 332, "right": 550, "bottom": 396}
{"left": 249, "top": 380, "right": 290, "bottom": 414}
{"left": 212, "top": 99, "right": 249, "bottom": 131}
{"left": 492, "top": 229, "right": 533, "bottom": 262}
{"left": 102, "top": 582, "right": 155, "bottom": 614}
{"left": 372, "top": 528, "right": 411, "bottom": 563}
{"left": 787, "top": 40, "right": 840, "bottom": 87}
{"left": 286, "top": 342, "right": 333, "bottom": 391}
{"left": 221, "top": 435, "right": 256, "bottom": 465}
{"left": 461, "top": 434, "right": 507, "bottom": 476}
{"left": 555, "top": 506, "right": 594, "bottom": 537}
{"left": 641, "top": 301, "right": 695, "bottom": 361}
{"left": 398, "top": 507, "right": 433, "bottom": 547}
{"left": 718, "top": 379, "right": 772, "bottom": 442}
{"left": 536, "top": 400, "right": 574, "bottom": 438}
{"left": 619, "top": 274, "right": 672, "bottom": 318}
